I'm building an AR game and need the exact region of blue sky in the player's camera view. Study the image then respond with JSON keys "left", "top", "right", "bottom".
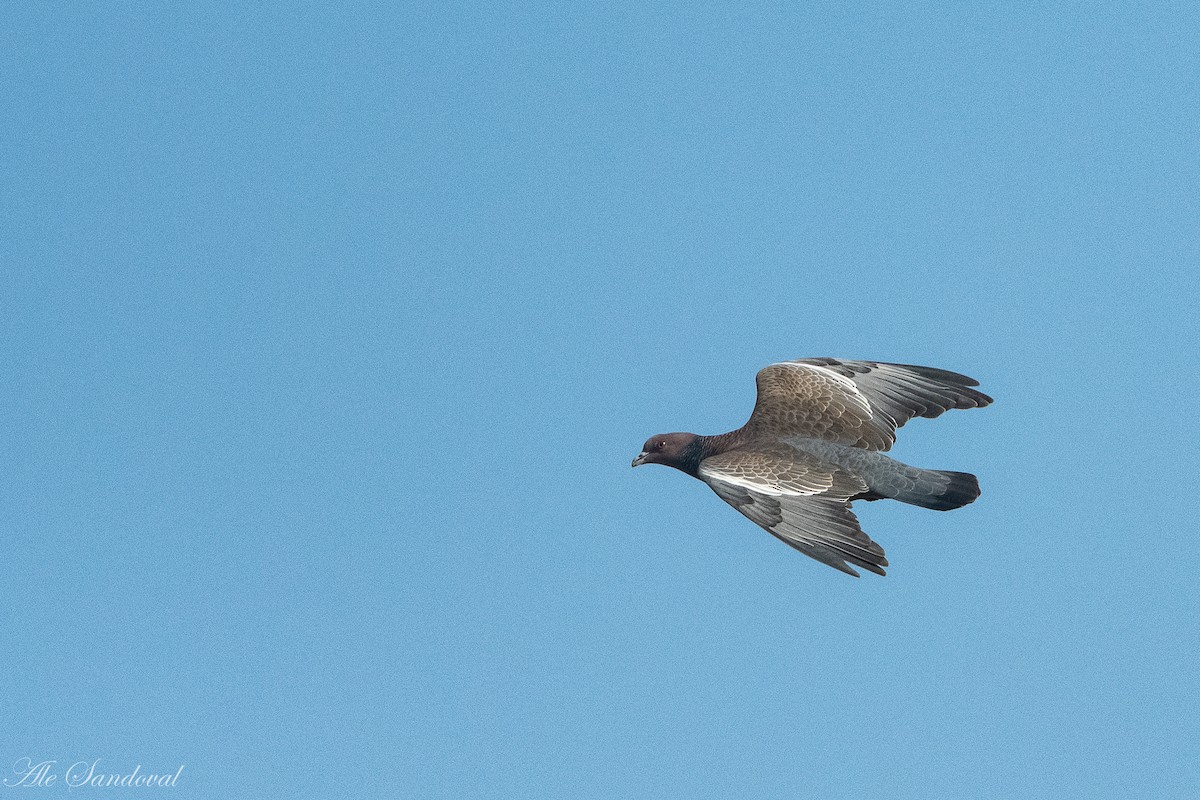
{"left": 3, "top": 1, "right": 1198, "bottom": 797}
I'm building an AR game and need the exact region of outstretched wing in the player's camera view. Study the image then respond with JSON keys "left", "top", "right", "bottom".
{"left": 696, "top": 446, "right": 869, "bottom": 499}
{"left": 744, "top": 358, "right": 992, "bottom": 451}
{"left": 698, "top": 448, "right": 885, "bottom": 577}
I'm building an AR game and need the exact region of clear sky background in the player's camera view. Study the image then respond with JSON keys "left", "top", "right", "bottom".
{"left": 3, "top": 2, "right": 1198, "bottom": 798}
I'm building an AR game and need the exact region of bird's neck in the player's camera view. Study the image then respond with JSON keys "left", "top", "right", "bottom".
{"left": 676, "top": 432, "right": 741, "bottom": 477}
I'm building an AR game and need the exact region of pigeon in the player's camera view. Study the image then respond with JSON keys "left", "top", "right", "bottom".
{"left": 632, "top": 358, "right": 992, "bottom": 576}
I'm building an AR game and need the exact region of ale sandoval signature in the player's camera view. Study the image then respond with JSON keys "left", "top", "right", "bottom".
{"left": 4, "top": 759, "right": 184, "bottom": 789}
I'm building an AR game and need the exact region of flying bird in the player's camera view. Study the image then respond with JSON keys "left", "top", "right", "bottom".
{"left": 632, "top": 358, "right": 992, "bottom": 576}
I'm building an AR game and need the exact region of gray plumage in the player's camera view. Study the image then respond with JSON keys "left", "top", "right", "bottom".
{"left": 632, "top": 358, "right": 992, "bottom": 576}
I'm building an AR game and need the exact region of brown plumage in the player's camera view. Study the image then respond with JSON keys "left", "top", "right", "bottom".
{"left": 632, "top": 358, "right": 992, "bottom": 576}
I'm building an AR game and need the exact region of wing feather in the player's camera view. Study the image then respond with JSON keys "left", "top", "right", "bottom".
{"left": 704, "top": 476, "right": 887, "bottom": 577}
{"left": 699, "top": 449, "right": 884, "bottom": 576}
{"left": 745, "top": 358, "right": 992, "bottom": 451}
{"left": 698, "top": 447, "right": 868, "bottom": 500}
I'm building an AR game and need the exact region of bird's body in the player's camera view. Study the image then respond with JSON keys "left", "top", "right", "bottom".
{"left": 632, "top": 358, "right": 992, "bottom": 576}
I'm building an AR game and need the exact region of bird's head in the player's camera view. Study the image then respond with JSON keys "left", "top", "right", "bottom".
{"left": 632, "top": 432, "right": 701, "bottom": 472}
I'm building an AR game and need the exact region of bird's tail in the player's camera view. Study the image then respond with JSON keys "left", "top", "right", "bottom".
{"left": 891, "top": 470, "right": 981, "bottom": 511}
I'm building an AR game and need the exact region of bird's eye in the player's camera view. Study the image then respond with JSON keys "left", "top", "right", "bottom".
{"left": 657, "top": 441, "right": 666, "bottom": 449}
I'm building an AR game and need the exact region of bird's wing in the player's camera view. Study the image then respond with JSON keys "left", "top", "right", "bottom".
{"left": 697, "top": 446, "right": 868, "bottom": 499}
{"left": 744, "top": 358, "right": 992, "bottom": 451}
{"left": 698, "top": 448, "right": 884, "bottom": 577}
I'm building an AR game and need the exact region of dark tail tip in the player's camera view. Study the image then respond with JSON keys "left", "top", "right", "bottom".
{"left": 923, "top": 470, "right": 981, "bottom": 511}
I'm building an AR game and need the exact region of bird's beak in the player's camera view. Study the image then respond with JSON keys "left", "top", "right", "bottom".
{"left": 632, "top": 452, "right": 648, "bottom": 468}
